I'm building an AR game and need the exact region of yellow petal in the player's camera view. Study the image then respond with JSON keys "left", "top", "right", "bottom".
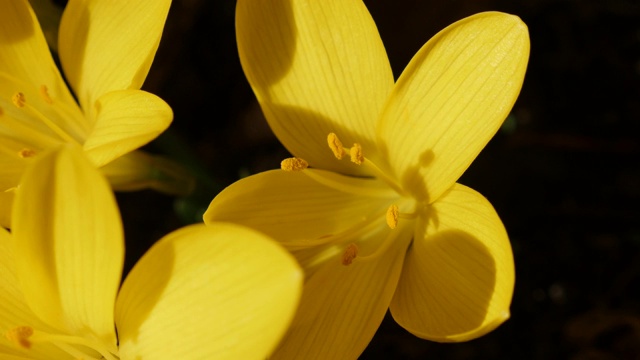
{"left": 236, "top": 0, "right": 393, "bottom": 176}
{"left": 0, "top": 228, "right": 69, "bottom": 359}
{"left": 0, "top": 73, "right": 86, "bottom": 146}
{"left": 271, "top": 227, "right": 410, "bottom": 360}
{"left": 204, "top": 169, "right": 396, "bottom": 246}
{"left": 58, "top": 0, "right": 171, "bottom": 113}
{"left": 0, "top": 1, "right": 79, "bottom": 124}
{"left": 115, "top": 223, "right": 302, "bottom": 360}
{"left": 82, "top": 90, "right": 172, "bottom": 168}
{"left": 11, "top": 145, "right": 123, "bottom": 349}
{"left": 389, "top": 183, "right": 514, "bottom": 342}
{"left": 378, "top": 12, "right": 530, "bottom": 203}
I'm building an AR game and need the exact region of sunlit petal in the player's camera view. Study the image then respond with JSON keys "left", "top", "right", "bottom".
{"left": 82, "top": 89, "right": 172, "bottom": 168}
{"left": 236, "top": 0, "right": 393, "bottom": 176}
{"left": 378, "top": 12, "right": 530, "bottom": 202}
{"left": 271, "top": 228, "right": 410, "bottom": 360}
{"left": 0, "top": 228, "right": 68, "bottom": 359}
{"left": 116, "top": 223, "right": 302, "bottom": 360}
{"left": 59, "top": 0, "right": 171, "bottom": 113}
{"left": 390, "top": 183, "right": 514, "bottom": 342}
{"left": 12, "top": 145, "right": 123, "bottom": 348}
{"left": 0, "top": 0, "right": 79, "bottom": 122}
{"left": 204, "top": 169, "right": 396, "bottom": 246}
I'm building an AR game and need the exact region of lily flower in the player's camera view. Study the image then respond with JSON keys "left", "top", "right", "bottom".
{"left": 204, "top": 1, "right": 529, "bottom": 358}
{"left": 0, "top": 0, "right": 174, "bottom": 227}
{"left": 0, "top": 145, "right": 302, "bottom": 359}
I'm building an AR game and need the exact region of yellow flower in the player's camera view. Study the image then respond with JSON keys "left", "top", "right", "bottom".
{"left": 0, "top": 0, "right": 174, "bottom": 227}
{"left": 204, "top": 1, "right": 530, "bottom": 358}
{"left": 0, "top": 145, "right": 303, "bottom": 359}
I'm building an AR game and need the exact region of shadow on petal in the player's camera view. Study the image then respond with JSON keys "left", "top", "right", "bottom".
{"left": 390, "top": 228, "right": 501, "bottom": 342}
{"left": 236, "top": 0, "right": 296, "bottom": 90}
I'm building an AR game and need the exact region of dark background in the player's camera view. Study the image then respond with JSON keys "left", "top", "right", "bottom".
{"left": 110, "top": 0, "right": 640, "bottom": 359}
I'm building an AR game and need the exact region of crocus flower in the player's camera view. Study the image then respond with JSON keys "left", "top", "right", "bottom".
{"left": 0, "top": 0, "right": 174, "bottom": 227}
{"left": 0, "top": 145, "right": 302, "bottom": 359}
{"left": 204, "top": 0, "right": 530, "bottom": 358}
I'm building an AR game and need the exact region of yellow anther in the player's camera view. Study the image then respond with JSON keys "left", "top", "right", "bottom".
{"left": 12, "top": 92, "right": 26, "bottom": 108}
{"left": 6, "top": 326, "right": 33, "bottom": 349}
{"left": 18, "top": 148, "right": 36, "bottom": 158}
{"left": 39, "top": 85, "right": 53, "bottom": 104}
{"left": 280, "top": 157, "right": 309, "bottom": 171}
{"left": 350, "top": 143, "right": 364, "bottom": 165}
{"left": 386, "top": 205, "right": 399, "bottom": 229}
{"left": 0, "top": 106, "right": 4, "bottom": 116}
{"left": 341, "top": 243, "right": 359, "bottom": 266}
{"left": 327, "top": 133, "right": 345, "bottom": 159}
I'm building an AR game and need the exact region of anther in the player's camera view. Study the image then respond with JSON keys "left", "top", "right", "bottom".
{"left": 0, "top": 106, "right": 4, "bottom": 116}
{"left": 19, "top": 148, "right": 37, "bottom": 158}
{"left": 12, "top": 92, "right": 26, "bottom": 108}
{"left": 341, "top": 243, "right": 359, "bottom": 266}
{"left": 281, "top": 157, "right": 308, "bottom": 171}
{"left": 327, "top": 133, "right": 345, "bottom": 159}
{"left": 386, "top": 205, "right": 399, "bottom": 229}
{"left": 6, "top": 326, "right": 33, "bottom": 349}
{"left": 350, "top": 143, "right": 364, "bottom": 165}
{"left": 40, "top": 85, "right": 53, "bottom": 104}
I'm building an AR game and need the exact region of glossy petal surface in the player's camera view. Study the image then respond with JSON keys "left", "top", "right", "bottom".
{"left": 116, "top": 223, "right": 302, "bottom": 360}
{"left": 0, "top": 228, "right": 68, "bottom": 359}
{"left": 59, "top": 0, "right": 171, "bottom": 113}
{"left": 204, "top": 169, "right": 396, "bottom": 246}
{"left": 0, "top": 0, "right": 78, "bottom": 119}
{"left": 11, "top": 146, "right": 123, "bottom": 347}
{"left": 236, "top": 0, "right": 393, "bottom": 176}
{"left": 272, "top": 224, "right": 411, "bottom": 360}
{"left": 390, "top": 183, "right": 514, "bottom": 342}
{"left": 82, "top": 89, "right": 172, "bottom": 167}
{"left": 378, "top": 12, "right": 530, "bottom": 202}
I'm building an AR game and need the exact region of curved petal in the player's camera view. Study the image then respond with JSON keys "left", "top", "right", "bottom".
{"left": 82, "top": 89, "right": 172, "bottom": 168}
{"left": 237, "top": 0, "right": 393, "bottom": 176}
{"left": 389, "top": 183, "right": 514, "bottom": 342}
{"left": 116, "top": 223, "right": 302, "bottom": 360}
{"left": 59, "top": 0, "right": 171, "bottom": 113}
{"left": 0, "top": 1, "right": 79, "bottom": 120}
{"left": 11, "top": 145, "right": 123, "bottom": 349}
{"left": 203, "top": 169, "right": 396, "bottom": 246}
{"left": 271, "top": 225, "right": 411, "bottom": 360}
{"left": 377, "top": 12, "right": 530, "bottom": 202}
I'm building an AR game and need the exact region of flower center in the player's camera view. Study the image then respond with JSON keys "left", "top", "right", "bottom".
{"left": 279, "top": 132, "right": 419, "bottom": 267}
{"left": 5, "top": 326, "right": 119, "bottom": 360}
{"left": 10, "top": 90, "right": 78, "bottom": 145}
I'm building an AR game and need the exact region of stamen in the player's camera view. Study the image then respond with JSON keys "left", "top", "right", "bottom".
{"left": 386, "top": 205, "right": 399, "bottom": 229}
{"left": 327, "top": 133, "right": 345, "bottom": 159}
{"left": 281, "top": 157, "right": 309, "bottom": 171}
{"left": 5, "top": 326, "right": 33, "bottom": 349}
{"left": 6, "top": 327, "right": 118, "bottom": 360}
{"left": 341, "top": 243, "right": 359, "bottom": 265}
{"left": 12, "top": 92, "right": 26, "bottom": 108}
{"left": 39, "top": 85, "right": 53, "bottom": 104}
{"left": 18, "top": 148, "right": 37, "bottom": 158}
{"left": 350, "top": 143, "right": 364, "bottom": 165}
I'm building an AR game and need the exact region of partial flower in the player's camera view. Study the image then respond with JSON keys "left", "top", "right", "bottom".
{"left": 0, "top": 145, "right": 302, "bottom": 359}
{"left": 204, "top": 1, "right": 530, "bottom": 359}
{"left": 0, "top": 0, "right": 173, "bottom": 227}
